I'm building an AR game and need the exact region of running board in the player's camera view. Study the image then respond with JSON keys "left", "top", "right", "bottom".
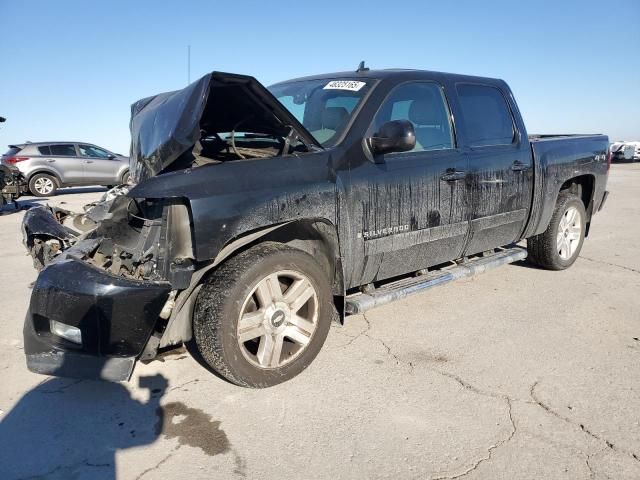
{"left": 345, "top": 246, "right": 527, "bottom": 315}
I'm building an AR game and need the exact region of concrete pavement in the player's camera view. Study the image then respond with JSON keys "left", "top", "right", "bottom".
{"left": 0, "top": 165, "right": 638, "bottom": 479}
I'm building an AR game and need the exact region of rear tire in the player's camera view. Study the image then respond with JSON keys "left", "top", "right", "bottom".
{"left": 193, "top": 242, "right": 332, "bottom": 388}
{"left": 527, "top": 192, "right": 586, "bottom": 270}
{"left": 29, "top": 173, "right": 57, "bottom": 197}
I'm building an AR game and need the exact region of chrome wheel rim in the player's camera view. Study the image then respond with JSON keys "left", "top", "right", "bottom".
{"left": 237, "top": 270, "right": 318, "bottom": 369}
{"left": 557, "top": 206, "right": 581, "bottom": 260}
{"left": 34, "top": 177, "right": 54, "bottom": 195}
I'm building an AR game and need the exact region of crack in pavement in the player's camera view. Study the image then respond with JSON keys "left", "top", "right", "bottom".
{"left": 332, "top": 313, "right": 372, "bottom": 348}
{"left": 168, "top": 378, "right": 200, "bottom": 393}
{"left": 581, "top": 256, "right": 640, "bottom": 275}
{"left": 135, "top": 445, "right": 181, "bottom": 480}
{"left": 358, "top": 313, "right": 416, "bottom": 373}
{"left": 530, "top": 381, "right": 640, "bottom": 467}
{"left": 39, "top": 379, "right": 84, "bottom": 395}
{"left": 432, "top": 398, "right": 516, "bottom": 480}
{"left": 585, "top": 446, "right": 614, "bottom": 480}
{"left": 358, "top": 314, "right": 519, "bottom": 479}
{"left": 17, "top": 459, "right": 111, "bottom": 480}
{"left": 341, "top": 313, "right": 638, "bottom": 478}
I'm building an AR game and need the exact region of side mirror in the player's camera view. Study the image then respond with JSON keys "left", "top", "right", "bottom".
{"left": 107, "top": 154, "right": 116, "bottom": 159}
{"left": 368, "top": 120, "right": 416, "bottom": 157}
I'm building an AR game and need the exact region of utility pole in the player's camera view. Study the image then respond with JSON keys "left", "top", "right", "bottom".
{"left": 187, "top": 45, "right": 191, "bottom": 85}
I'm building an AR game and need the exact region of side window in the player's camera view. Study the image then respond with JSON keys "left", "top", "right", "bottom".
{"left": 37, "top": 145, "right": 51, "bottom": 155}
{"left": 456, "top": 84, "right": 515, "bottom": 147}
{"left": 372, "top": 82, "right": 454, "bottom": 152}
{"left": 49, "top": 144, "right": 77, "bottom": 156}
{"left": 79, "top": 144, "right": 110, "bottom": 158}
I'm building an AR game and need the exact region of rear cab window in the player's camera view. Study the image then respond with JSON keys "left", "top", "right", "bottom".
{"left": 456, "top": 84, "right": 515, "bottom": 147}
{"left": 49, "top": 144, "right": 77, "bottom": 156}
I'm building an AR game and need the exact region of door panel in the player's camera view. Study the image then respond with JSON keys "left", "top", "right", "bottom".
{"left": 339, "top": 81, "right": 470, "bottom": 287}
{"left": 84, "top": 158, "right": 121, "bottom": 183}
{"left": 78, "top": 144, "right": 121, "bottom": 183}
{"left": 47, "top": 144, "right": 84, "bottom": 183}
{"left": 341, "top": 150, "right": 469, "bottom": 287}
{"left": 464, "top": 147, "right": 532, "bottom": 254}
{"left": 454, "top": 83, "right": 533, "bottom": 255}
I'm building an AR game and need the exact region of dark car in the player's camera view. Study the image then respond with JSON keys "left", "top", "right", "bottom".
{"left": 22, "top": 68, "right": 609, "bottom": 387}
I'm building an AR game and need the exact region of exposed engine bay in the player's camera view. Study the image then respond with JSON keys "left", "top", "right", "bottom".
{"left": 165, "top": 131, "right": 300, "bottom": 173}
{"left": 23, "top": 186, "right": 195, "bottom": 289}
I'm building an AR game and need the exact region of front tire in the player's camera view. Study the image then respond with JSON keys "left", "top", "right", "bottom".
{"left": 527, "top": 192, "right": 586, "bottom": 270}
{"left": 29, "top": 173, "right": 57, "bottom": 197}
{"left": 193, "top": 242, "right": 332, "bottom": 388}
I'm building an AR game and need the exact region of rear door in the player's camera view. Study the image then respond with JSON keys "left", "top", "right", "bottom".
{"left": 454, "top": 83, "right": 533, "bottom": 255}
{"left": 47, "top": 144, "right": 85, "bottom": 183}
{"left": 78, "top": 144, "right": 120, "bottom": 184}
{"left": 343, "top": 81, "right": 469, "bottom": 285}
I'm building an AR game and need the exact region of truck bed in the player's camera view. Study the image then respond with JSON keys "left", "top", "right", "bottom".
{"left": 522, "top": 133, "right": 609, "bottom": 240}
{"left": 528, "top": 134, "right": 605, "bottom": 141}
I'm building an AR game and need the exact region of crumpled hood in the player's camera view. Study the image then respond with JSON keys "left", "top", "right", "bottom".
{"left": 129, "top": 71, "right": 321, "bottom": 182}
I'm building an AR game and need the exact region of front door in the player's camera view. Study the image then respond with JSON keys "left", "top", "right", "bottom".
{"left": 341, "top": 81, "right": 469, "bottom": 287}
{"left": 78, "top": 144, "right": 120, "bottom": 184}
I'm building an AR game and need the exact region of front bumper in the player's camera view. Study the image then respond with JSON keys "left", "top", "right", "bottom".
{"left": 24, "top": 256, "right": 171, "bottom": 381}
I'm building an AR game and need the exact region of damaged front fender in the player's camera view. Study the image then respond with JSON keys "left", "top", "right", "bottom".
{"left": 22, "top": 206, "right": 79, "bottom": 270}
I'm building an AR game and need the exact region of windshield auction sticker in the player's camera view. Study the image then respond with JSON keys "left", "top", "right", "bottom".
{"left": 323, "top": 80, "right": 366, "bottom": 91}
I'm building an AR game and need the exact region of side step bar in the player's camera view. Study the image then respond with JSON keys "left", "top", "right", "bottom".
{"left": 345, "top": 246, "right": 528, "bottom": 315}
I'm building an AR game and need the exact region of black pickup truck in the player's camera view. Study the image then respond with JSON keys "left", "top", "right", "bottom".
{"left": 22, "top": 68, "right": 609, "bottom": 387}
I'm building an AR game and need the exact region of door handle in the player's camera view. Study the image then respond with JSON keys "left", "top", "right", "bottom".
{"left": 511, "top": 161, "right": 528, "bottom": 171}
{"left": 85, "top": 160, "right": 94, "bottom": 164}
{"left": 46, "top": 159, "right": 55, "bottom": 163}
{"left": 440, "top": 170, "right": 466, "bottom": 182}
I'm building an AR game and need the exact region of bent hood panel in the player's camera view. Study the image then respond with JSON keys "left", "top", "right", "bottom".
{"left": 129, "top": 72, "right": 321, "bottom": 181}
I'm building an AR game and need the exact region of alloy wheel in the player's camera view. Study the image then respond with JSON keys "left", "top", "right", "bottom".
{"left": 557, "top": 206, "right": 582, "bottom": 260}
{"left": 34, "top": 177, "right": 54, "bottom": 195}
{"left": 237, "top": 270, "right": 319, "bottom": 369}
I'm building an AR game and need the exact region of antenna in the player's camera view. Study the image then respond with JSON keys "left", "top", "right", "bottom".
{"left": 356, "top": 61, "right": 369, "bottom": 72}
{"left": 187, "top": 45, "right": 191, "bottom": 85}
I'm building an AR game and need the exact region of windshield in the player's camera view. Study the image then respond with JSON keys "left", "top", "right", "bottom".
{"left": 269, "top": 78, "right": 373, "bottom": 147}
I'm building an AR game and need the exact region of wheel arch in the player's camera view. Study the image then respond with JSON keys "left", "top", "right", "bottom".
{"left": 213, "top": 218, "right": 344, "bottom": 296}
{"left": 559, "top": 174, "right": 595, "bottom": 236}
{"left": 119, "top": 167, "right": 130, "bottom": 183}
{"left": 27, "top": 169, "right": 62, "bottom": 185}
{"left": 158, "top": 218, "right": 345, "bottom": 350}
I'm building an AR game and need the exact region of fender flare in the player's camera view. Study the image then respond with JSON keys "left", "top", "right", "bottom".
{"left": 159, "top": 219, "right": 346, "bottom": 348}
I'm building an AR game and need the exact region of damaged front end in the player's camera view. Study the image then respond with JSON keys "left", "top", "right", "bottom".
{"left": 22, "top": 70, "right": 322, "bottom": 381}
{"left": 22, "top": 189, "right": 194, "bottom": 381}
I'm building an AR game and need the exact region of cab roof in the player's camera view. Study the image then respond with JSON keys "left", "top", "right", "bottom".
{"left": 270, "top": 68, "right": 507, "bottom": 89}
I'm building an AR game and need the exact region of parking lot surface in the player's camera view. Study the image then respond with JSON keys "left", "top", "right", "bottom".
{"left": 0, "top": 165, "right": 639, "bottom": 480}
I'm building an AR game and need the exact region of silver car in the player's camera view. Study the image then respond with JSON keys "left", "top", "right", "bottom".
{"left": 1, "top": 142, "right": 130, "bottom": 196}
